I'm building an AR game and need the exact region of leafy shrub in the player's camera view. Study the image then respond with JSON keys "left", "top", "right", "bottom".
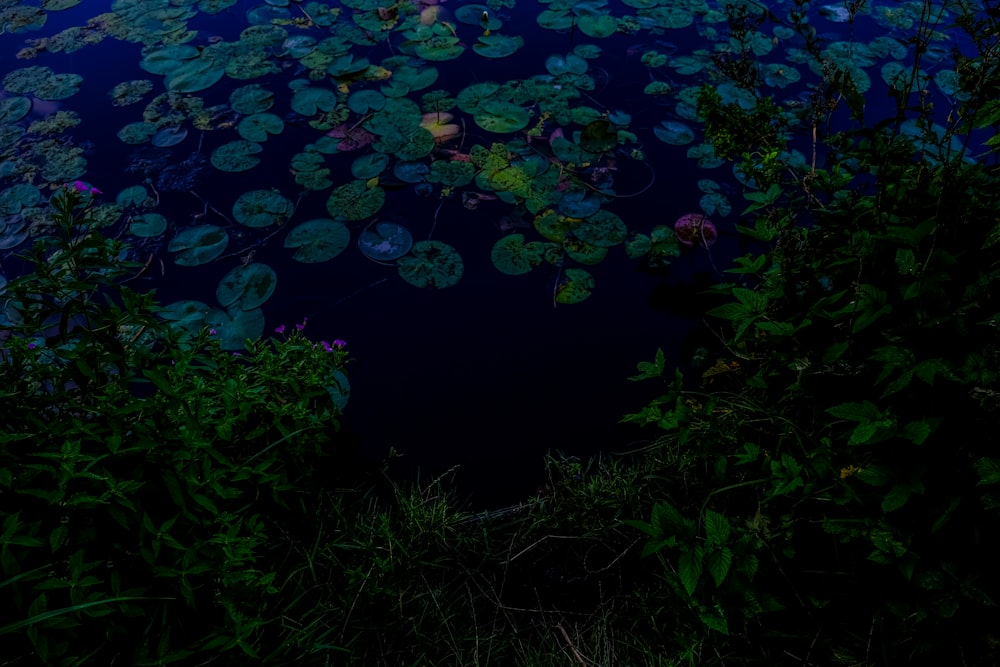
{"left": 0, "top": 185, "right": 350, "bottom": 664}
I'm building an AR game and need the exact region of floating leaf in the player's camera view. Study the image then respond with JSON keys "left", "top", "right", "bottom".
{"left": 0, "top": 184, "right": 40, "bottom": 215}
{"left": 205, "top": 305, "right": 265, "bottom": 351}
{"left": 230, "top": 84, "right": 275, "bottom": 114}
{"left": 216, "top": 262, "right": 278, "bottom": 311}
{"left": 397, "top": 240, "right": 464, "bottom": 288}
{"left": 118, "top": 122, "right": 157, "bottom": 145}
{"left": 165, "top": 61, "right": 225, "bottom": 93}
{"left": 555, "top": 268, "right": 594, "bottom": 304}
{"left": 348, "top": 90, "right": 386, "bottom": 114}
{"left": 654, "top": 120, "right": 695, "bottom": 145}
{"left": 351, "top": 152, "right": 389, "bottom": 179}
{"left": 558, "top": 190, "right": 601, "bottom": 218}
{"left": 34, "top": 72, "right": 82, "bottom": 101}
{"left": 474, "top": 100, "right": 531, "bottom": 133}
{"left": 233, "top": 189, "right": 293, "bottom": 228}
{"left": 491, "top": 234, "right": 543, "bottom": 275}
{"left": 578, "top": 14, "right": 617, "bottom": 38}
{"left": 237, "top": 113, "right": 284, "bottom": 141}
{"left": 211, "top": 140, "right": 263, "bottom": 172}
{"left": 573, "top": 209, "right": 626, "bottom": 247}
{"left": 327, "top": 179, "right": 385, "bottom": 220}
{"left": 285, "top": 218, "right": 351, "bottom": 263}
{"left": 168, "top": 225, "right": 229, "bottom": 266}
{"left": 0, "top": 97, "right": 31, "bottom": 124}
{"left": 474, "top": 33, "right": 524, "bottom": 59}
{"left": 129, "top": 213, "right": 168, "bottom": 238}
{"left": 116, "top": 185, "right": 149, "bottom": 208}
{"left": 579, "top": 119, "right": 619, "bottom": 153}
{"left": 151, "top": 126, "right": 189, "bottom": 148}
{"left": 291, "top": 87, "right": 339, "bottom": 116}
{"left": 358, "top": 222, "right": 413, "bottom": 261}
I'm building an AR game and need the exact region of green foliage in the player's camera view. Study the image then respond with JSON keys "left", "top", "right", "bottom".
{"left": 623, "top": 3, "right": 1000, "bottom": 662}
{"left": 0, "top": 186, "right": 349, "bottom": 664}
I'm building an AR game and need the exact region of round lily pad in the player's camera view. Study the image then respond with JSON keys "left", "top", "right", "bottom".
{"left": 491, "top": 234, "right": 543, "bottom": 275}
{"left": 216, "top": 262, "right": 277, "bottom": 311}
{"left": 558, "top": 190, "right": 601, "bottom": 218}
{"left": 291, "top": 87, "right": 339, "bottom": 116}
{"left": 358, "top": 221, "right": 413, "bottom": 261}
{"left": 0, "top": 184, "right": 41, "bottom": 215}
{"left": 205, "top": 305, "right": 265, "bottom": 351}
{"left": 237, "top": 113, "right": 284, "bottom": 141}
{"left": 233, "top": 189, "right": 294, "bottom": 227}
{"left": 654, "top": 120, "right": 695, "bottom": 145}
{"left": 555, "top": 268, "right": 595, "bottom": 304}
{"left": 327, "top": 179, "right": 385, "bottom": 221}
{"left": 211, "top": 140, "right": 263, "bottom": 172}
{"left": 165, "top": 61, "right": 225, "bottom": 94}
{"left": 474, "top": 100, "right": 531, "bottom": 133}
{"left": 116, "top": 185, "right": 149, "bottom": 207}
{"left": 285, "top": 218, "right": 350, "bottom": 263}
{"left": 397, "top": 240, "right": 464, "bottom": 288}
{"left": 129, "top": 212, "right": 168, "bottom": 237}
{"left": 473, "top": 33, "right": 524, "bottom": 59}
{"left": 0, "top": 97, "right": 31, "bottom": 124}
{"left": 573, "top": 209, "right": 626, "bottom": 247}
{"left": 351, "top": 152, "right": 389, "bottom": 179}
{"left": 152, "top": 126, "right": 189, "bottom": 148}
{"left": 168, "top": 225, "right": 229, "bottom": 266}
{"left": 230, "top": 84, "right": 275, "bottom": 114}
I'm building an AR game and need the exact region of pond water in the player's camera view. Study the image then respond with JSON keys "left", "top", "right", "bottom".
{"left": 0, "top": 0, "right": 978, "bottom": 506}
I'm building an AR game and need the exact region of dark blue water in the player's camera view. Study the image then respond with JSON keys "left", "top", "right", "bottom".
{"left": 0, "top": 0, "right": 982, "bottom": 506}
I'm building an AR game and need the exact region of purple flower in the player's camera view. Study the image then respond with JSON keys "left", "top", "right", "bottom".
{"left": 320, "top": 340, "right": 334, "bottom": 352}
{"left": 333, "top": 339, "right": 347, "bottom": 348}
{"left": 27, "top": 343, "right": 36, "bottom": 350}
{"left": 275, "top": 325, "right": 286, "bottom": 334}
{"left": 208, "top": 328, "right": 216, "bottom": 335}
{"left": 295, "top": 317, "right": 308, "bottom": 331}
{"left": 70, "top": 181, "right": 102, "bottom": 196}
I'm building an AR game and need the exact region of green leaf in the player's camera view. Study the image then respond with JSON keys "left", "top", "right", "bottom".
{"left": 848, "top": 422, "right": 881, "bottom": 446}
{"left": 706, "top": 547, "right": 733, "bottom": 587}
{"left": 975, "top": 458, "right": 1000, "bottom": 486}
{"left": 881, "top": 484, "right": 913, "bottom": 512}
{"left": 704, "top": 510, "right": 730, "bottom": 546}
{"left": 902, "top": 420, "right": 931, "bottom": 445}
{"left": 706, "top": 302, "right": 750, "bottom": 321}
{"left": 826, "top": 401, "right": 880, "bottom": 422}
{"left": 678, "top": 546, "right": 704, "bottom": 596}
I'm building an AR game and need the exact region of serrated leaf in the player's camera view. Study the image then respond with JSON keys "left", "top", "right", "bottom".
{"left": 881, "top": 484, "right": 912, "bottom": 512}
{"left": 902, "top": 420, "right": 931, "bottom": 445}
{"left": 678, "top": 546, "right": 704, "bottom": 596}
{"left": 706, "top": 302, "right": 750, "bottom": 321}
{"left": 704, "top": 510, "right": 730, "bottom": 546}
{"left": 706, "top": 547, "right": 733, "bottom": 587}
{"left": 848, "top": 422, "right": 881, "bottom": 445}
{"left": 826, "top": 400, "right": 880, "bottom": 422}
{"left": 975, "top": 457, "right": 1000, "bottom": 485}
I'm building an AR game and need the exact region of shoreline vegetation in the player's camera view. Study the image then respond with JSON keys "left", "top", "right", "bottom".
{"left": 4, "top": 0, "right": 1000, "bottom": 664}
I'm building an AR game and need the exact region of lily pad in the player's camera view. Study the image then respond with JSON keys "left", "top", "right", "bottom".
{"left": 555, "top": 268, "right": 594, "bottom": 304}
{"left": 654, "top": 120, "right": 695, "bottom": 145}
{"left": 211, "top": 140, "right": 263, "bottom": 172}
{"left": 573, "top": 209, "right": 626, "bottom": 247}
{"left": 116, "top": 185, "right": 150, "bottom": 208}
{"left": 558, "top": 190, "right": 601, "bottom": 218}
{"left": 474, "top": 100, "right": 531, "bottom": 133}
{"left": 152, "top": 126, "right": 189, "bottom": 148}
{"left": 285, "top": 218, "right": 351, "bottom": 263}
{"left": 291, "top": 87, "right": 339, "bottom": 116}
{"left": 0, "top": 184, "right": 41, "bottom": 215}
{"left": 474, "top": 33, "right": 524, "bottom": 59}
{"left": 205, "top": 305, "right": 265, "bottom": 351}
{"left": 0, "top": 97, "right": 31, "bottom": 124}
{"left": 216, "top": 262, "right": 278, "bottom": 311}
{"left": 168, "top": 225, "right": 229, "bottom": 266}
{"left": 397, "top": 240, "right": 464, "bottom": 288}
{"left": 351, "top": 152, "right": 389, "bottom": 179}
{"left": 129, "top": 212, "right": 168, "bottom": 237}
{"left": 358, "top": 222, "right": 413, "bottom": 261}
{"left": 327, "top": 180, "right": 385, "bottom": 220}
{"left": 491, "top": 234, "right": 544, "bottom": 275}
{"left": 230, "top": 84, "right": 275, "bottom": 114}
{"left": 233, "top": 189, "right": 294, "bottom": 228}
{"left": 237, "top": 112, "right": 284, "bottom": 141}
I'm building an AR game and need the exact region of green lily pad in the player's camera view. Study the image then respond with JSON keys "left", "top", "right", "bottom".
{"left": 351, "top": 152, "right": 389, "bottom": 179}
{"left": 473, "top": 33, "right": 524, "bottom": 59}
{"left": 579, "top": 119, "right": 619, "bottom": 153}
{"left": 230, "top": 84, "right": 275, "bottom": 114}
{"left": 237, "top": 112, "right": 284, "bottom": 141}
{"left": 573, "top": 209, "right": 626, "bottom": 247}
{"left": 34, "top": 72, "right": 83, "bottom": 101}
{"left": 168, "top": 225, "right": 229, "bottom": 266}
{"left": 428, "top": 160, "right": 475, "bottom": 187}
{"left": 563, "top": 237, "right": 608, "bottom": 265}
{"left": 491, "top": 234, "right": 545, "bottom": 275}
{"left": 216, "top": 262, "right": 278, "bottom": 311}
{"left": 211, "top": 140, "right": 263, "bottom": 172}
{"left": 327, "top": 179, "right": 385, "bottom": 220}
{"left": 413, "top": 34, "right": 466, "bottom": 62}
{"left": 0, "top": 184, "right": 41, "bottom": 215}
{"left": 0, "top": 97, "right": 31, "bottom": 124}
{"left": 291, "top": 86, "right": 339, "bottom": 116}
{"left": 474, "top": 100, "right": 531, "bottom": 133}
{"left": 116, "top": 185, "right": 150, "bottom": 208}
{"left": 152, "top": 126, "right": 189, "bottom": 148}
{"left": 700, "top": 192, "right": 732, "bottom": 217}
{"left": 3, "top": 66, "right": 52, "bottom": 94}
{"left": 118, "top": 122, "right": 157, "bottom": 144}
{"left": 158, "top": 299, "right": 212, "bottom": 334}
{"left": 534, "top": 209, "right": 573, "bottom": 242}
{"left": 284, "top": 218, "right": 351, "bottom": 263}
{"left": 558, "top": 191, "right": 601, "bottom": 218}
{"left": 654, "top": 120, "right": 695, "bottom": 145}
{"left": 348, "top": 89, "right": 386, "bottom": 114}
{"left": 129, "top": 212, "right": 168, "bottom": 237}
{"left": 140, "top": 45, "right": 200, "bottom": 75}
{"left": 358, "top": 222, "right": 413, "bottom": 261}
{"left": 555, "top": 268, "right": 594, "bottom": 304}
{"left": 397, "top": 240, "right": 464, "bottom": 288}
{"left": 578, "top": 14, "right": 618, "bottom": 38}
{"left": 205, "top": 305, "right": 265, "bottom": 351}
{"left": 545, "top": 54, "right": 588, "bottom": 76}
{"left": 1, "top": 124, "right": 26, "bottom": 149}
{"left": 165, "top": 61, "right": 225, "bottom": 93}
{"left": 233, "top": 189, "right": 294, "bottom": 228}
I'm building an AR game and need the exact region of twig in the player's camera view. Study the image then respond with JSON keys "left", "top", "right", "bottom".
{"left": 556, "top": 623, "right": 588, "bottom": 666}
